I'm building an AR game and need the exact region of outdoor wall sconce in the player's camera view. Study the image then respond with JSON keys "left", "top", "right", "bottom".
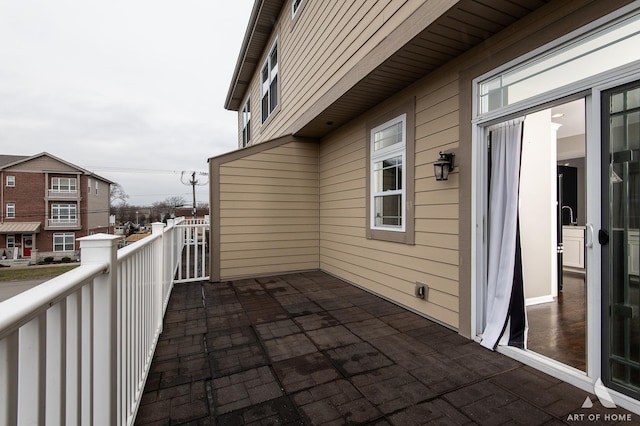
{"left": 433, "top": 152, "right": 455, "bottom": 181}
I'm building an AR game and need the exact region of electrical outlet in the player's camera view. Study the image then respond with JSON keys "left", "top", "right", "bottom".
{"left": 415, "top": 283, "right": 428, "bottom": 300}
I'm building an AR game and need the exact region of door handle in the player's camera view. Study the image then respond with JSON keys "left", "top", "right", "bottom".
{"left": 599, "top": 229, "right": 610, "bottom": 245}
{"left": 586, "top": 223, "right": 594, "bottom": 248}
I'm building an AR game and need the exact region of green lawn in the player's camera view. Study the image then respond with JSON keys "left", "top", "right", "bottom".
{"left": 0, "top": 265, "right": 79, "bottom": 281}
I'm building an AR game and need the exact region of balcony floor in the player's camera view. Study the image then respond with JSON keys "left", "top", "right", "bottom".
{"left": 136, "top": 271, "right": 629, "bottom": 425}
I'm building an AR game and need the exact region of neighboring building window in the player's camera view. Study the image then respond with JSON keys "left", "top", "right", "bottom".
{"left": 53, "top": 233, "right": 75, "bottom": 251}
{"left": 292, "top": 0, "right": 304, "bottom": 17}
{"left": 366, "top": 101, "right": 415, "bottom": 244}
{"left": 95, "top": 181, "right": 98, "bottom": 196}
{"left": 6, "top": 235, "right": 15, "bottom": 248}
{"left": 242, "top": 98, "right": 251, "bottom": 147}
{"left": 88, "top": 178, "right": 92, "bottom": 194}
{"left": 6, "top": 176, "right": 15, "bottom": 187}
{"left": 51, "top": 177, "right": 77, "bottom": 192}
{"left": 6, "top": 203, "right": 15, "bottom": 219}
{"left": 51, "top": 204, "right": 77, "bottom": 223}
{"left": 261, "top": 40, "right": 279, "bottom": 123}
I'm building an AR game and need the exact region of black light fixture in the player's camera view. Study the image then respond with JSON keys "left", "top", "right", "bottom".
{"left": 433, "top": 152, "right": 455, "bottom": 181}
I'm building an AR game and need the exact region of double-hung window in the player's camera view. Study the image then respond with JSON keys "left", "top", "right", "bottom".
{"left": 292, "top": 0, "right": 304, "bottom": 18}
{"left": 366, "top": 101, "right": 415, "bottom": 244}
{"left": 261, "top": 40, "right": 279, "bottom": 123}
{"left": 6, "top": 176, "right": 15, "bottom": 187}
{"left": 6, "top": 203, "right": 15, "bottom": 219}
{"left": 53, "top": 233, "right": 75, "bottom": 251}
{"left": 51, "top": 177, "right": 77, "bottom": 192}
{"left": 52, "top": 204, "right": 76, "bottom": 224}
{"left": 242, "top": 98, "right": 251, "bottom": 147}
{"left": 370, "top": 115, "right": 406, "bottom": 230}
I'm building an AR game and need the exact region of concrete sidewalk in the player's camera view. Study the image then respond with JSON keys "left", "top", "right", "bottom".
{"left": 136, "top": 271, "right": 635, "bottom": 425}
{"left": 0, "top": 278, "right": 48, "bottom": 303}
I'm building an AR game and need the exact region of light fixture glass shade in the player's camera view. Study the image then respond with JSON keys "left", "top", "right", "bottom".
{"left": 433, "top": 152, "right": 454, "bottom": 181}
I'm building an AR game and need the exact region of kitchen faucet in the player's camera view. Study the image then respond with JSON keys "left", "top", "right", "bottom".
{"left": 562, "top": 205, "right": 575, "bottom": 225}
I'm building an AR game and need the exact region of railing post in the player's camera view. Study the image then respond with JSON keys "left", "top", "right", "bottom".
{"left": 152, "top": 223, "right": 165, "bottom": 326}
{"left": 78, "top": 233, "right": 120, "bottom": 426}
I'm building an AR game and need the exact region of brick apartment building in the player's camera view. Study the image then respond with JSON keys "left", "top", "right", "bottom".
{"left": 0, "top": 152, "right": 112, "bottom": 264}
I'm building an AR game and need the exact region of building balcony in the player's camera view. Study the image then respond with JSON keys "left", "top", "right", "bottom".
{"left": 48, "top": 189, "right": 79, "bottom": 199}
{"left": 46, "top": 218, "right": 80, "bottom": 229}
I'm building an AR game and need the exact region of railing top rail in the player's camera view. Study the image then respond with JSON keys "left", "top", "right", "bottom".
{"left": 0, "top": 262, "right": 107, "bottom": 339}
{"left": 117, "top": 232, "right": 162, "bottom": 262}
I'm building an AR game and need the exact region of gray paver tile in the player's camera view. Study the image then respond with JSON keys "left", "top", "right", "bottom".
{"left": 325, "top": 342, "right": 393, "bottom": 376}
{"left": 388, "top": 398, "right": 474, "bottom": 425}
{"left": 306, "top": 325, "right": 361, "bottom": 350}
{"left": 263, "top": 333, "right": 318, "bottom": 362}
{"left": 211, "top": 366, "right": 283, "bottom": 414}
{"left": 294, "top": 312, "right": 340, "bottom": 331}
{"left": 273, "top": 352, "right": 341, "bottom": 393}
{"left": 209, "top": 342, "right": 268, "bottom": 377}
{"left": 346, "top": 318, "right": 398, "bottom": 340}
{"left": 255, "top": 319, "right": 302, "bottom": 340}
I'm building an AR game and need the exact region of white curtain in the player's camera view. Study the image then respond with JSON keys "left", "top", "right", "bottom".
{"left": 481, "top": 118, "right": 524, "bottom": 350}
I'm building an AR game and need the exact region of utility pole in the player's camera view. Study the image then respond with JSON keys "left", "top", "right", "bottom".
{"left": 180, "top": 171, "right": 209, "bottom": 220}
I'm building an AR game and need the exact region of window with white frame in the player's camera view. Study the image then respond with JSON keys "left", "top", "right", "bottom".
{"left": 370, "top": 114, "right": 406, "bottom": 231}
{"left": 6, "top": 203, "right": 15, "bottom": 219}
{"left": 51, "top": 177, "right": 77, "bottom": 192}
{"left": 292, "top": 0, "right": 304, "bottom": 17}
{"left": 261, "top": 40, "right": 279, "bottom": 123}
{"left": 51, "top": 204, "right": 77, "bottom": 222}
{"left": 6, "top": 175, "right": 15, "bottom": 187}
{"left": 6, "top": 235, "right": 15, "bottom": 248}
{"left": 95, "top": 181, "right": 98, "bottom": 196}
{"left": 88, "top": 178, "right": 92, "bottom": 194}
{"left": 242, "top": 98, "right": 251, "bottom": 147}
{"left": 53, "top": 233, "right": 75, "bottom": 251}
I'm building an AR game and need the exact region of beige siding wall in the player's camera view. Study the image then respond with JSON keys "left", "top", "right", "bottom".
{"left": 85, "top": 178, "right": 111, "bottom": 231}
{"left": 319, "top": 72, "right": 460, "bottom": 328}
{"left": 216, "top": 141, "right": 319, "bottom": 279}
{"left": 243, "top": 0, "right": 440, "bottom": 147}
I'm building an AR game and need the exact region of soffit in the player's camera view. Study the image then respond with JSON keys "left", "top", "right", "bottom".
{"left": 225, "top": 0, "right": 551, "bottom": 136}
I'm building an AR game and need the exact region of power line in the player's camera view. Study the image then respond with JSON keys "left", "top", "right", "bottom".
{"left": 85, "top": 166, "right": 209, "bottom": 176}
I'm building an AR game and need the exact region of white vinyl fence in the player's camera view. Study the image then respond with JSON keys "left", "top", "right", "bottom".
{"left": 0, "top": 217, "right": 209, "bottom": 425}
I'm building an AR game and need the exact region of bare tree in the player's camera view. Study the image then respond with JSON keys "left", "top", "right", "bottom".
{"left": 110, "top": 183, "right": 129, "bottom": 207}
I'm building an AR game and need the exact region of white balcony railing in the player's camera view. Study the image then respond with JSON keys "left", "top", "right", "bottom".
{"left": 47, "top": 218, "right": 79, "bottom": 228}
{"left": 48, "top": 189, "right": 79, "bottom": 199}
{"left": 0, "top": 217, "right": 209, "bottom": 425}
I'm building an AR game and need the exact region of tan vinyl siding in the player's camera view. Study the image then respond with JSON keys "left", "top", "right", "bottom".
{"left": 319, "top": 73, "right": 460, "bottom": 329}
{"left": 215, "top": 141, "right": 319, "bottom": 280}
{"left": 247, "top": 0, "right": 436, "bottom": 145}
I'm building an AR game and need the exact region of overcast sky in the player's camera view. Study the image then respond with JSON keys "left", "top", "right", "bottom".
{"left": 0, "top": 0, "right": 254, "bottom": 206}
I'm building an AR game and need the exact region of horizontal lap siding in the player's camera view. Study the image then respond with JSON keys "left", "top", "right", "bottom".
{"left": 252, "top": 0, "right": 428, "bottom": 144}
{"left": 218, "top": 142, "right": 319, "bottom": 279}
{"left": 319, "top": 74, "right": 460, "bottom": 329}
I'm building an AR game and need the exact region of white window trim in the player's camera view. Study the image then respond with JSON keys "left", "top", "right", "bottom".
{"left": 6, "top": 235, "right": 15, "bottom": 248}
{"left": 261, "top": 39, "right": 279, "bottom": 123}
{"left": 95, "top": 181, "right": 98, "bottom": 196}
{"left": 6, "top": 203, "right": 15, "bottom": 219}
{"left": 242, "top": 97, "right": 251, "bottom": 147}
{"left": 88, "top": 178, "right": 92, "bottom": 194}
{"left": 51, "top": 204, "right": 77, "bottom": 221}
{"left": 369, "top": 113, "right": 407, "bottom": 232}
{"left": 6, "top": 176, "right": 15, "bottom": 187}
{"left": 51, "top": 177, "right": 77, "bottom": 192}
{"left": 292, "top": 0, "right": 304, "bottom": 18}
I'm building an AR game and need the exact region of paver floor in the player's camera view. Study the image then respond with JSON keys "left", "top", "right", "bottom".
{"left": 135, "top": 271, "right": 635, "bottom": 425}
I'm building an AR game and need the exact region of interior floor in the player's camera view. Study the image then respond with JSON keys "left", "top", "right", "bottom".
{"left": 526, "top": 272, "right": 586, "bottom": 371}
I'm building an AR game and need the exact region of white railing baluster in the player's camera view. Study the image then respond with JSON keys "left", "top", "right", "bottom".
{"left": 66, "top": 291, "right": 80, "bottom": 426}
{"left": 18, "top": 314, "right": 46, "bottom": 425}
{"left": 46, "top": 300, "right": 66, "bottom": 426}
{"left": 0, "top": 331, "right": 18, "bottom": 425}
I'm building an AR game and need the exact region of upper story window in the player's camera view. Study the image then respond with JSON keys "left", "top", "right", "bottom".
{"left": 88, "top": 178, "right": 92, "bottom": 194}
{"left": 95, "top": 181, "right": 99, "bottom": 196}
{"left": 51, "top": 204, "right": 77, "bottom": 221}
{"left": 6, "top": 203, "right": 15, "bottom": 219}
{"left": 242, "top": 98, "right": 251, "bottom": 147}
{"left": 292, "top": 0, "right": 304, "bottom": 18}
{"left": 6, "top": 176, "right": 15, "bottom": 187}
{"left": 261, "top": 40, "right": 279, "bottom": 123}
{"left": 51, "top": 177, "right": 77, "bottom": 192}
